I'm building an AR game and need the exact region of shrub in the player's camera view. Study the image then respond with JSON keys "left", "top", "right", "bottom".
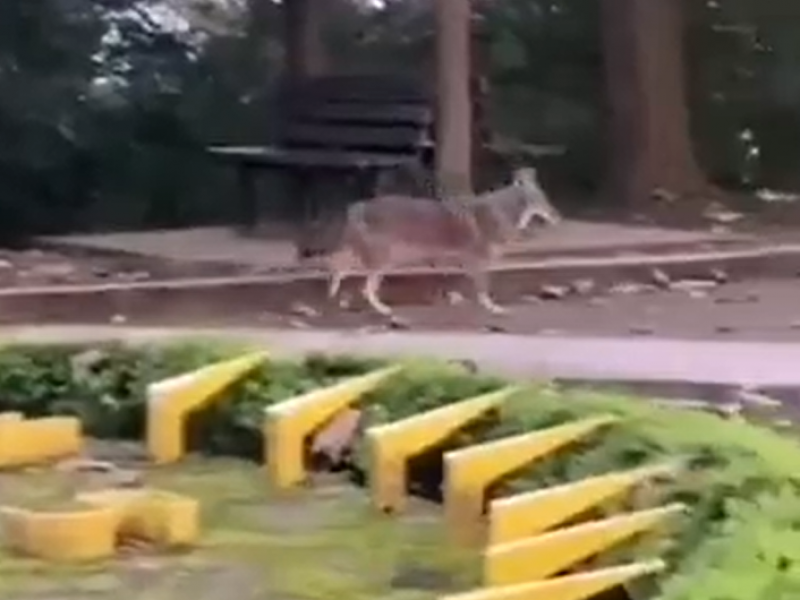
{"left": 0, "top": 340, "right": 798, "bottom": 599}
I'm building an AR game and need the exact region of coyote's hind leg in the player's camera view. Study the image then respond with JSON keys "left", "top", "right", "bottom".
{"left": 362, "top": 268, "right": 394, "bottom": 316}
{"left": 466, "top": 260, "right": 507, "bottom": 315}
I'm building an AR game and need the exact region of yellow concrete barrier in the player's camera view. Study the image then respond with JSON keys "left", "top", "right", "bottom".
{"left": 439, "top": 560, "right": 665, "bottom": 600}
{"left": 444, "top": 416, "right": 617, "bottom": 544}
{"left": 79, "top": 488, "right": 200, "bottom": 548}
{"left": 487, "top": 463, "right": 680, "bottom": 546}
{"left": 367, "top": 387, "right": 517, "bottom": 514}
{"left": 0, "top": 415, "right": 82, "bottom": 468}
{"left": 264, "top": 366, "right": 401, "bottom": 489}
{"left": 0, "top": 503, "right": 120, "bottom": 562}
{"left": 483, "top": 504, "right": 685, "bottom": 586}
{"left": 147, "top": 351, "right": 268, "bottom": 465}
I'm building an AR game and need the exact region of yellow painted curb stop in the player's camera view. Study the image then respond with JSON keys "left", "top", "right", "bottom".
{"left": 439, "top": 560, "right": 665, "bottom": 600}
{"left": 367, "top": 387, "right": 517, "bottom": 513}
{"left": 264, "top": 366, "right": 401, "bottom": 489}
{"left": 487, "top": 462, "right": 680, "bottom": 546}
{"left": 483, "top": 504, "right": 685, "bottom": 586}
{"left": 147, "top": 351, "right": 268, "bottom": 464}
{"left": 0, "top": 414, "right": 83, "bottom": 469}
{"left": 444, "top": 416, "right": 617, "bottom": 544}
{"left": 0, "top": 503, "right": 120, "bottom": 562}
{"left": 79, "top": 488, "right": 200, "bottom": 548}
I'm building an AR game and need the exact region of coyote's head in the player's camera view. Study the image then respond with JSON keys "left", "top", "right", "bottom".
{"left": 512, "top": 167, "right": 562, "bottom": 229}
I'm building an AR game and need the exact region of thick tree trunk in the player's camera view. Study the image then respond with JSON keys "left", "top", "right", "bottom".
{"left": 601, "top": 0, "right": 714, "bottom": 207}
{"left": 435, "top": 0, "right": 473, "bottom": 197}
{"left": 471, "top": 28, "right": 490, "bottom": 191}
{"left": 284, "top": 0, "right": 327, "bottom": 79}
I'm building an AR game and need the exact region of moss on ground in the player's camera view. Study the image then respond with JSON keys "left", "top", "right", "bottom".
{"left": 0, "top": 457, "right": 477, "bottom": 600}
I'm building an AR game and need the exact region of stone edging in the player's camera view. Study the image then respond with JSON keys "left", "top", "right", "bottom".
{"left": 0, "top": 245, "right": 796, "bottom": 324}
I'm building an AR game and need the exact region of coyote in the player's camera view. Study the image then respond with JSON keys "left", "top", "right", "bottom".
{"left": 327, "top": 167, "right": 561, "bottom": 317}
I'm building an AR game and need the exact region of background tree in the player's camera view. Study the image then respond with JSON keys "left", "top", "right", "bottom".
{"left": 0, "top": 0, "right": 800, "bottom": 238}
{"left": 601, "top": 0, "right": 717, "bottom": 208}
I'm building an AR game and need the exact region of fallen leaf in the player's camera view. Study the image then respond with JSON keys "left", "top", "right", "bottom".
{"left": 709, "top": 268, "right": 729, "bottom": 284}
{"left": 446, "top": 291, "right": 466, "bottom": 305}
{"left": 712, "top": 402, "right": 744, "bottom": 418}
{"left": 629, "top": 325, "right": 655, "bottom": 336}
{"left": 388, "top": 316, "right": 410, "bottom": 330}
{"left": 650, "top": 268, "right": 671, "bottom": 288}
{"left": 610, "top": 282, "right": 654, "bottom": 295}
{"left": 671, "top": 279, "right": 717, "bottom": 292}
{"left": 538, "top": 329, "right": 563, "bottom": 336}
{"left": 735, "top": 388, "right": 782, "bottom": 408}
{"left": 290, "top": 302, "right": 319, "bottom": 318}
{"left": 687, "top": 290, "right": 709, "bottom": 299}
{"left": 705, "top": 209, "right": 744, "bottom": 224}
{"left": 714, "top": 294, "right": 758, "bottom": 305}
{"left": 571, "top": 279, "right": 595, "bottom": 295}
{"left": 540, "top": 285, "right": 569, "bottom": 300}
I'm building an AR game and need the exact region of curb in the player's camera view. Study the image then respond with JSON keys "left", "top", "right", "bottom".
{"left": 0, "top": 245, "right": 797, "bottom": 324}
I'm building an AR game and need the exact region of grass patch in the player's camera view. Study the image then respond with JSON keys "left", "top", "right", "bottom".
{"left": 0, "top": 341, "right": 799, "bottom": 599}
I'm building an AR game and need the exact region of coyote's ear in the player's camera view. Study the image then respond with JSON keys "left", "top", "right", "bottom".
{"left": 513, "top": 167, "right": 538, "bottom": 186}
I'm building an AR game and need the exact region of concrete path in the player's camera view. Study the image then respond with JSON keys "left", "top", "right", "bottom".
{"left": 3, "top": 325, "right": 800, "bottom": 388}
{"left": 40, "top": 222, "right": 750, "bottom": 267}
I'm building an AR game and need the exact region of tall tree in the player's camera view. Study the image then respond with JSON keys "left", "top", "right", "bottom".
{"left": 601, "top": 0, "right": 716, "bottom": 207}
{"left": 0, "top": 0, "right": 107, "bottom": 237}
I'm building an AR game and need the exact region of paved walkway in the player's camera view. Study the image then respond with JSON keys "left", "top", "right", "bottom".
{"left": 40, "top": 223, "right": 750, "bottom": 267}
{"left": 3, "top": 325, "right": 800, "bottom": 388}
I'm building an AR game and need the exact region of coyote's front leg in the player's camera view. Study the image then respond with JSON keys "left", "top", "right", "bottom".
{"left": 465, "top": 259, "right": 507, "bottom": 315}
{"left": 362, "top": 268, "right": 394, "bottom": 316}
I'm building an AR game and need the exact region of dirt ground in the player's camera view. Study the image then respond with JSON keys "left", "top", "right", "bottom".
{"left": 108, "top": 276, "right": 800, "bottom": 343}
{"left": 8, "top": 239, "right": 800, "bottom": 343}
{"left": 0, "top": 247, "right": 251, "bottom": 289}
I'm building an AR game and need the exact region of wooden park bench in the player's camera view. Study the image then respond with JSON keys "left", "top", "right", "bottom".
{"left": 208, "top": 74, "right": 435, "bottom": 254}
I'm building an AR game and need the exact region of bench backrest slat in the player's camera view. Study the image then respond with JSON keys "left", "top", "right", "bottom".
{"left": 284, "top": 75, "right": 429, "bottom": 104}
{"left": 283, "top": 124, "right": 429, "bottom": 152}
{"left": 277, "top": 74, "right": 433, "bottom": 158}
{"left": 287, "top": 103, "right": 432, "bottom": 128}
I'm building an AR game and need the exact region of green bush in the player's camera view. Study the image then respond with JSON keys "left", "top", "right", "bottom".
{"left": 0, "top": 341, "right": 798, "bottom": 600}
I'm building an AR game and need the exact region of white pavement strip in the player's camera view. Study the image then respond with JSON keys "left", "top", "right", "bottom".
{"left": 1, "top": 326, "right": 800, "bottom": 387}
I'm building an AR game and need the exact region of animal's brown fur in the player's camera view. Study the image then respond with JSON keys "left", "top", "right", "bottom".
{"left": 327, "top": 168, "right": 561, "bottom": 317}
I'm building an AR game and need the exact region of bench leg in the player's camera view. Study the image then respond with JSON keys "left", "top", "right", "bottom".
{"left": 288, "top": 174, "right": 318, "bottom": 259}
{"left": 355, "top": 168, "right": 380, "bottom": 199}
{"left": 236, "top": 166, "right": 259, "bottom": 234}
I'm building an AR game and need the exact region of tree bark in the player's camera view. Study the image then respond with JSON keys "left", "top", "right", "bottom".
{"left": 471, "top": 26, "right": 493, "bottom": 192}
{"left": 284, "top": 0, "right": 327, "bottom": 80}
{"left": 435, "top": 0, "right": 473, "bottom": 197}
{"left": 601, "top": 0, "right": 714, "bottom": 207}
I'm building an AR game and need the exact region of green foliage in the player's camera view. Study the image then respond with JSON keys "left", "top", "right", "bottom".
{"left": 6, "top": 0, "right": 800, "bottom": 236}
{"left": 0, "top": 341, "right": 798, "bottom": 599}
